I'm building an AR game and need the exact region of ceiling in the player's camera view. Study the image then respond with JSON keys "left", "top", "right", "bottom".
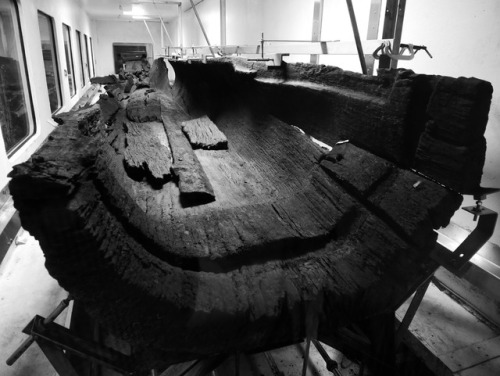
{"left": 80, "top": 0, "right": 195, "bottom": 22}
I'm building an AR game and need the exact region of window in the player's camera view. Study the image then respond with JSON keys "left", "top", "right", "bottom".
{"left": 38, "top": 12, "right": 61, "bottom": 113}
{"left": 75, "top": 30, "right": 85, "bottom": 87}
{"left": 62, "top": 23, "right": 75, "bottom": 97}
{"left": 84, "top": 34, "right": 92, "bottom": 79}
{"left": 88, "top": 36, "right": 95, "bottom": 77}
{"left": 0, "top": 0, "right": 35, "bottom": 154}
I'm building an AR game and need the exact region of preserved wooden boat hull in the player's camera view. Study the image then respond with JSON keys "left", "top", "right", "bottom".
{"left": 9, "top": 58, "right": 492, "bottom": 370}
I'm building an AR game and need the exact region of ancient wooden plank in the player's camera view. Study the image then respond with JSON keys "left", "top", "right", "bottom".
{"left": 413, "top": 76, "right": 493, "bottom": 193}
{"left": 414, "top": 133, "right": 486, "bottom": 194}
{"left": 368, "top": 168, "right": 462, "bottom": 249}
{"left": 123, "top": 120, "right": 172, "bottom": 184}
{"left": 127, "top": 89, "right": 162, "bottom": 123}
{"left": 161, "top": 111, "right": 215, "bottom": 205}
{"left": 90, "top": 75, "right": 118, "bottom": 84}
{"left": 181, "top": 115, "right": 228, "bottom": 150}
{"left": 53, "top": 105, "right": 101, "bottom": 136}
{"left": 319, "top": 142, "right": 462, "bottom": 249}
{"left": 320, "top": 143, "right": 393, "bottom": 197}
{"left": 426, "top": 76, "right": 493, "bottom": 145}
{"left": 9, "top": 110, "right": 98, "bottom": 200}
{"left": 98, "top": 94, "right": 121, "bottom": 125}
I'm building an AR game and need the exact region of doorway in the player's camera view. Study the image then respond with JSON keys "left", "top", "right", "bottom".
{"left": 112, "top": 43, "right": 152, "bottom": 74}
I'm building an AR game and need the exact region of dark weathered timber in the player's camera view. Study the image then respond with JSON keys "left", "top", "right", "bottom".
{"left": 413, "top": 76, "right": 493, "bottom": 193}
{"left": 91, "top": 75, "right": 118, "bottom": 84}
{"left": 8, "top": 58, "right": 490, "bottom": 371}
{"left": 53, "top": 105, "right": 100, "bottom": 136}
{"left": 160, "top": 96, "right": 215, "bottom": 204}
{"left": 127, "top": 89, "right": 162, "bottom": 122}
{"left": 124, "top": 75, "right": 135, "bottom": 93}
{"left": 170, "top": 59, "right": 492, "bottom": 194}
{"left": 181, "top": 115, "right": 228, "bottom": 150}
{"left": 149, "top": 57, "right": 171, "bottom": 94}
{"left": 122, "top": 120, "right": 172, "bottom": 184}
{"left": 98, "top": 94, "right": 121, "bottom": 125}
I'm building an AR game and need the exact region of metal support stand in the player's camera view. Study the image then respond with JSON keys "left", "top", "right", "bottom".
{"left": 432, "top": 200, "right": 498, "bottom": 276}
{"left": 189, "top": 0, "right": 215, "bottom": 57}
{"left": 395, "top": 199, "right": 498, "bottom": 349}
{"left": 12, "top": 315, "right": 136, "bottom": 375}
{"left": 7, "top": 295, "right": 73, "bottom": 366}
{"left": 6, "top": 296, "right": 138, "bottom": 376}
{"left": 345, "top": 0, "right": 368, "bottom": 74}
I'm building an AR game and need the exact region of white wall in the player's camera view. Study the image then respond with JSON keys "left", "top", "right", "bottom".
{"left": 0, "top": 0, "right": 94, "bottom": 189}
{"left": 398, "top": 0, "right": 500, "bottom": 245}
{"left": 92, "top": 19, "right": 162, "bottom": 76}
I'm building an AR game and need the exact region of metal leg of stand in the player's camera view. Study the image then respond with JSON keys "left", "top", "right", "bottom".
{"left": 171, "top": 356, "right": 226, "bottom": 376}
{"left": 6, "top": 295, "right": 73, "bottom": 366}
{"left": 302, "top": 338, "right": 312, "bottom": 376}
{"left": 37, "top": 338, "right": 80, "bottom": 376}
{"left": 395, "top": 274, "right": 433, "bottom": 347}
{"left": 264, "top": 352, "right": 284, "bottom": 376}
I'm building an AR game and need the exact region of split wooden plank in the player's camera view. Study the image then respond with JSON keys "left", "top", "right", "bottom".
{"left": 320, "top": 142, "right": 394, "bottom": 197}
{"left": 321, "top": 143, "right": 462, "bottom": 249}
{"left": 53, "top": 105, "right": 101, "bottom": 136}
{"left": 123, "top": 120, "right": 172, "bottom": 184}
{"left": 126, "top": 89, "right": 162, "bottom": 123}
{"left": 181, "top": 115, "right": 228, "bottom": 150}
{"left": 160, "top": 108, "right": 215, "bottom": 204}
{"left": 9, "top": 108, "right": 99, "bottom": 201}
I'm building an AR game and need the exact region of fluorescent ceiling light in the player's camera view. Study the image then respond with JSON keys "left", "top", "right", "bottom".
{"left": 123, "top": 4, "right": 146, "bottom": 16}
{"left": 132, "top": 15, "right": 152, "bottom": 19}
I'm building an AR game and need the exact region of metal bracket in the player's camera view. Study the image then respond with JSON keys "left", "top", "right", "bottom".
{"left": 396, "top": 199, "right": 497, "bottom": 348}
{"left": 432, "top": 205, "right": 497, "bottom": 276}
{"left": 373, "top": 41, "right": 432, "bottom": 61}
{"left": 8, "top": 314, "right": 136, "bottom": 376}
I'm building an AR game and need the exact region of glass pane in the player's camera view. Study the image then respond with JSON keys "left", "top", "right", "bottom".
{"left": 0, "top": 0, "right": 35, "bottom": 154}
{"left": 84, "top": 34, "right": 91, "bottom": 79}
{"left": 89, "top": 36, "right": 95, "bottom": 78}
{"left": 62, "top": 23, "right": 75, "bottom": 97}
{"left": 38, "top": 12, "right": 61, "bottom": 113}
{"left": 76, "top": 30, "right": 85, "bottom": 87}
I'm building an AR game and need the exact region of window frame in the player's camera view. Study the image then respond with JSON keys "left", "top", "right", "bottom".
{"left": 0, "top": 0, "right": 36, "bottom": 157}
{"left": 62, "top": 22, "right": 76, "bottom": 98}
{"left": 84, "top": 34, "right": 92, "bottom": 79}
{"left": 89, "top": 36, "right": 95, "bottom": 77}
{"left": 75, "top": 29, "right": 85, "bottom": 88}
{"left": 37, "top": 10, "right": 62, "bottom": 114}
